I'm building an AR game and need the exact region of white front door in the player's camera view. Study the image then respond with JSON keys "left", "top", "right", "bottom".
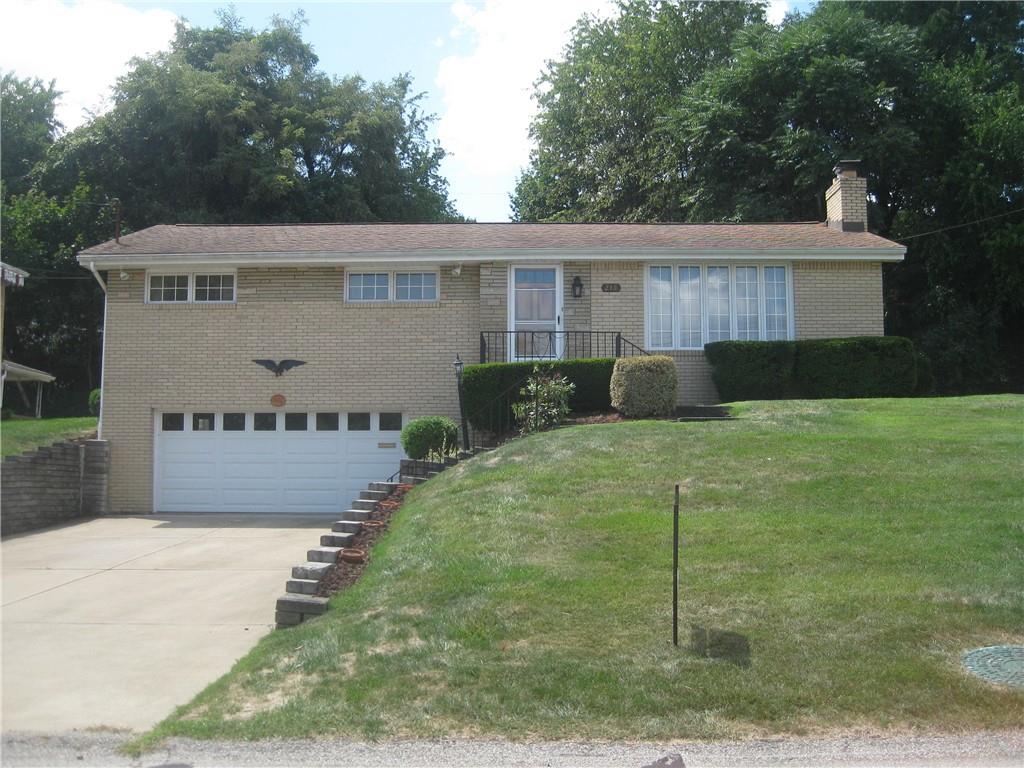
{"left": 509, "top": 265, "right": 563, "bottom": 360}
{"left": 154, "top": 411, "right": 406, "bottom": 513}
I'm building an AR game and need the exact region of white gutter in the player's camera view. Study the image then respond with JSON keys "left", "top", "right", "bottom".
{"left": 87, "top": 261, "right": 107, "bottom": 292}
{"left": 76, "top": 246, "right": 906, "bottom": 270}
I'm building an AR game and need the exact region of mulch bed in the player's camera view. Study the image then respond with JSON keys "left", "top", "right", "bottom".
{"left": 315, "top": 484, "right": 413, "bottom": 598}
{"left": 565, "top": 405, "right": 732, "bottom": 425}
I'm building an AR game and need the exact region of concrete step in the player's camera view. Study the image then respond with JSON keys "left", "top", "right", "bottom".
{"left": 276, "top": 594, "right": 329, "bottom": 615}
{"left": 321, "top": 532, "right": 355, "bottom": 547}
{"left": 286, "top": 578, "right": 320, "bottom": 595}
{"left": 352, "top": 499, "right": 377, "bottom": 511}
{"left": 369, "top": 481, "right": 400, "bottom": 493}
{"left": 399, "top": 475, "right": 426, "bottom": 485}
{"left": 331, "top": 520, "right": 362, "bottom": 534}
{"left": 359, "top": 489, "right": 388, "bottom": 501}
{"left": 292, "top": 562, "right": 331, "bottom": 580}
{"left": 307, "top": 546, "right": 342, "bottom": 563}
{"left": 342, "top": 509, "right": 370, "bottom": 521}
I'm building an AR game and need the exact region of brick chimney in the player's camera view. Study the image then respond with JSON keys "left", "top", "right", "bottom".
{"left": 825, "top": 160, "right": 867, "bottom": 232}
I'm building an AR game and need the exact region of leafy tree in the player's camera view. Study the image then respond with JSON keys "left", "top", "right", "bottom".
{"left": 515, "top": 1, "right": 1024, "bottom": 391}
{"left": 1, "top": 185, "right": 111, "bottom": 413}
{"left": 35, "top": 12, "right": 459, "bottom": 226}
{"left": 1, "top": 74, "right": 62, "bottom": 197}
{"left": 512, "top": 0, "right": 766, "bottom": 222}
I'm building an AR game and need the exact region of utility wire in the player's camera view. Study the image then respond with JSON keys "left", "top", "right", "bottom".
{"left": 898, "top": 207, "right": 1024, "bottom": 241}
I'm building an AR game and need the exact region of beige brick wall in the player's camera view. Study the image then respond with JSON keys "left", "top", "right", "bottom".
{"left": 793, "top": 261, "right": 883, "bottom": 338}
{"left": 102, "top": 265, "right": 479, "bottom": 512}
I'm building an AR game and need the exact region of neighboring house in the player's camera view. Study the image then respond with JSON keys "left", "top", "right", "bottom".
{"left": 1, "top": 261, "right": 56, "bottom": 418}
{"left": 76, "top": 161, "right": 904, "bottom": 515}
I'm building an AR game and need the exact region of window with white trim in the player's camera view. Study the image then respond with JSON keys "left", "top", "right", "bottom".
{"left": 646, "top": 264, "right": 791, "bottom": 349}
{"left": 149, "top": 274, "right": 189, "bottom": 303}
{"left": 706, "top": 266, "right": 731, "bottom": 342}
{"left": 764, "top": 266, "right": 789, "bottom": 340}
{"left": 194, "top": 274, "right": 235, "bottom": 302}
{"left": 649, "top": 266, "right": 674, "bottom": 348}
{"left": 347, "top": 273, "right": 389, "bottom": 301}
{"left": 395, "top": 272, "right": 437, "bottom": 301}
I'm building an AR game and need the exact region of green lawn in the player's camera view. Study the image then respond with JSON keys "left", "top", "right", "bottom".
{"left": 137, "top": 396, "right": 1023, "bottom": 748}
{"left": 0, "top": 416, "right": 97, "bottom": 457}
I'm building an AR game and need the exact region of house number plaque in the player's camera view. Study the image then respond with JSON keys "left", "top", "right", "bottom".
{"left": 601, "top": 283, "right": 621, "bottom": 293}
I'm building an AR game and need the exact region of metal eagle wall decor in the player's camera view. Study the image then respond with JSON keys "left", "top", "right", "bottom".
{"left": 252, "top": 359, "right": 307, "bottom": 377}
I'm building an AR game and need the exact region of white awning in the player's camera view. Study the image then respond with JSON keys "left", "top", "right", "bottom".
{"left": 1, "top": 360, "right": 56, "bottom": 383}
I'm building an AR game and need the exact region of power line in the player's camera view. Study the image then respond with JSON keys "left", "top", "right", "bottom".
{"left": 898, "top": 207, "right": 1024, "bottom": 241}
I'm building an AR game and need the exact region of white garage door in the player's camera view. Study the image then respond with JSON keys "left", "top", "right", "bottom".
{"left": 154, "top": 411, "right": 406, "bottom": 513}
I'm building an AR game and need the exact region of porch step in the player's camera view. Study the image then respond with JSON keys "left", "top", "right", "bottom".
{"left": 400, "top": 475, "right": 426, "bottom": 485}
{"left": 342, "top": 509, "right": 370, "bottom": 521}
{"left": 277, "top": 594, "right": 329, "bottom": 614}
{"left": 359, "top": 489, "right": 388, "bottom": 501}
{"left": 331, "top": 520, "right": 362, "bottom": 534}
{"left": 369, "top": 481, "right": 400, "bottom": 493}
{"left": 351, "top": 499, "right": 377, "bottom": 511}
{"left": 286, "top": 578, "right": 320, "bottom": 595}
{"left": 292, "top": 561, "right": 331, "bottom": 580}
{"left": 307, "top": 546, "right": 343, "bottom": 563}
{"left": 321, "top": 532, "right": 355, "bottom": 547}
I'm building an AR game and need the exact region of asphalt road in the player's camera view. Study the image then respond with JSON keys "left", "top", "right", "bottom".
{"left": 2, "top": 730, "right": 1022, "bottom": 767}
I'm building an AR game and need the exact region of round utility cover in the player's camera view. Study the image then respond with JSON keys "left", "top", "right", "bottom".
{"left": 961, "top": 645, "right": 1024, "bottom": 688}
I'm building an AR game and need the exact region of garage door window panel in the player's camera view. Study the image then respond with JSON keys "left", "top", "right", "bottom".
{"left": 316, "top": 412, "right": 340, "bottom": 431}
{"left": 348, "top": 412, "right": 371, "bottom": 431}
{"left": 285, "top": 413, "right": 309, "bottom": 431}
{"left": 161, "top": 413, "right": 184, "bottom": 431}
{"left": 254, "top": 413, "right": 277, "bottom": 431}
{"left": 192, "top": 413, "right": 215, "bottom": 431}
{"left": 223, "top": 413, "right": 245, "bottom": 431}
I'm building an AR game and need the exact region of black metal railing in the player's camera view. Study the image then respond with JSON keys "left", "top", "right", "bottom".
{"left": 479, "top": 331, "right": 647, "bottom": 363}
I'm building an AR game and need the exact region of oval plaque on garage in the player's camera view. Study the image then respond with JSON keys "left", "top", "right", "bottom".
{"left": 270, "top": 394, "right": 286, "bottom": 407}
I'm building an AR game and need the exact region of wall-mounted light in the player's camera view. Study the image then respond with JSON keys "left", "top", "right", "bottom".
{"left": 119, "top": 270, "right": 130, "bottom": 281}
{"left": 571, "top": 275, "right": 584, "bottom": 299}
{"left": 451, "top": 264, "right": 462, "bottom": 277}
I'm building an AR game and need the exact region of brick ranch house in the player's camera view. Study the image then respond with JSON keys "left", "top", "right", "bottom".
{"left": 76, "top": 162, "right": 904, "bottom": 515}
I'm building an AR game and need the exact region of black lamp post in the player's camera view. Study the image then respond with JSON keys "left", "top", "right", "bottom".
{"left": 454, "top": 354, "right": 470, "bottom": 452}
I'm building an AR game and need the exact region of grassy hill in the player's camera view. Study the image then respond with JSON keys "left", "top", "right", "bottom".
{"left": 138, "top": 396, "right": 1023, "bottom": 747}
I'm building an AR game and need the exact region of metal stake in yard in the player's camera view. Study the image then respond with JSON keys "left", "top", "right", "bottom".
{"left": 673, "top": 483, "right": 680, "bottom": 647}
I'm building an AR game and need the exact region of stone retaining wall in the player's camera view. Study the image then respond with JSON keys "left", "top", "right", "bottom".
{"left": 1, "top": 439, "right": 110, "bottom": 537}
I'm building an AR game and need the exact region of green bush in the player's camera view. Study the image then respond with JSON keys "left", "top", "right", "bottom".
{"left": 512, "top": 367, "right": 575, "bottom": 434}
{"left": 705, "top": 341, "right": 796, "bottom": 401}
{"left": 705, "top": 337, "right": 918, "bottom": 400}
{"left": 793, "top": 337, "right": 917, "bottom": 397}
{"left": 400, "top": 416, "right": 458, "bottom": 461}
{"left": 462, "top": 358, "right": 614, "bottom": 432}
{"left": 610, "top": 355, "right": 677, "bottom": 417}
{"left": 88, "top": 388, "right": 102, "bottom": 416}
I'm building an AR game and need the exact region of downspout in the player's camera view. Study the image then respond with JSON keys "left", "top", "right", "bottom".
{"left": 87, "top": 262, "right": 108, "bottom": 439}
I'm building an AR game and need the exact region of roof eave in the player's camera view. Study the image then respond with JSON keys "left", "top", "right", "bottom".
{"left": 77, "top": 246, "right": 906, "bottom": 269}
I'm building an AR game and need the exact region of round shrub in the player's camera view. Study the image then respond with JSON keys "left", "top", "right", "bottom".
{"left": 610, "top": 355, "right": 678, "bottom": 417}
{"left": 401, "top": 416, "right": 458, "bottom": 460}
{"left": 88, "top": 388, "right": 102, "bottom": 416}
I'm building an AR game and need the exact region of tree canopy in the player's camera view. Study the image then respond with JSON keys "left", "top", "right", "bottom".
{"left": 513, "top": 0, "right": 1024, "bottom": 391}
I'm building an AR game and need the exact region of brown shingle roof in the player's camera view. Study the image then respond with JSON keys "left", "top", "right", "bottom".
{"left": 79, "top": 222, "right": 902, "bottom": 256}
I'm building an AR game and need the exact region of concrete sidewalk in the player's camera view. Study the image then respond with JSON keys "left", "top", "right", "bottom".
{"left": 1, "top": 514, "right": 332, "bottom": 732}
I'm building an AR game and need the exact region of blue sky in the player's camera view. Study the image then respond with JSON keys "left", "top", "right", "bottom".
{"left": 2, "top": 1, "right": 806, "bottom": 221}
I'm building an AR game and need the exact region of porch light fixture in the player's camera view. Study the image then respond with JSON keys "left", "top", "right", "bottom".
{"left": 571, "top": 275, "right": 584, "bottom": 298}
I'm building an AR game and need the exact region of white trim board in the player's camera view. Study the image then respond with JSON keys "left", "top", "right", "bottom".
{"left": 79, "top": 246, "right": 905, "bottom": 270}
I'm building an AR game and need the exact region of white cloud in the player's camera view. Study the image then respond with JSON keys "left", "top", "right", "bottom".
{"left": 766, "top": 0, "right": 790, "bottom": 25}
{"left": 0, "top": 0, "right": 178, "bottom": 131}
{"left": 435, "top": 0, "right": 614, "bottom": 221}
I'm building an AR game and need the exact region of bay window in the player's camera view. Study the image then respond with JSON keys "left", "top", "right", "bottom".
{"left": 646, "top": 264, "right": 791, "bottom": 349}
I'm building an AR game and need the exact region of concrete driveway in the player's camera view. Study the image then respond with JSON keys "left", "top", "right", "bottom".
{"left": 1, "top": 514, "right": 332, "bottom": 732}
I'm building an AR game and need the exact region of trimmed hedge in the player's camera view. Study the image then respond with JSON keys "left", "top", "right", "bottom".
{"left": 704, "top": 341, "right": 797, "bottom": 401}
{"left": 610, "top": 355, "right": 678, "bottom": 417}
{"left": 88, "top": 389, "right": 102, "bottom": 416}
{"left": 705, "top": 337, "right": 918, "bottom": 401}
{"left": 462, "top": 358, "right": 615, "bottom": 432}
{"left": 401, "top": 416, "right": 458, "bottom": 460}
